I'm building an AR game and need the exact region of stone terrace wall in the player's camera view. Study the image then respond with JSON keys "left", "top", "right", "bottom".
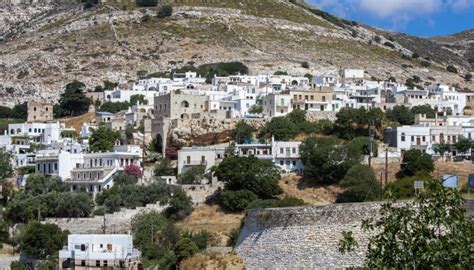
{"left": 236, "top": 202, "right": 383, "bottom": 269}
{"left": 44, "top": 203, "right": 167, "bottom": 234}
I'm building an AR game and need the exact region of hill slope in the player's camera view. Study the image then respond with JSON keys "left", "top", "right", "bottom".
{"left": 0, "top": 0, "right": 471, "bottom": 104}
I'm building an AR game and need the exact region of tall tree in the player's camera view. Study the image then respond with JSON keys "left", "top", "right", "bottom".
{"left": 18, "top": 221, "right": 68, "bottom": 259}
{"left": 454, "top": 136, "right": 472, "bottom": 155}
{"left": 58, "top": 81, "right": 91, "bottom": 116}
{"left": 397, "top": 149, "right": 434, "bottom": 178}
{"left": 433, "top": 142, "right": 451, "bottom": 161}
{"left": 10, "top": 102, "right": 27, "bottom": 120}
{"left": 339, "top": 179, "right": 474, "bottom": 269}
{"left": 385, "top": 105, "right": 414, "bottom": 125}
{"left": 0, "top": 149, "right": 13, "bottom": 180}
{"left": 234, "top": 121, "right": 256, "bottom": 144}
{"left": 337, "top": 164, "right": 382, "bottom": 202}
{"left": 89, "top": 125, "right": 120, "bottom": 152}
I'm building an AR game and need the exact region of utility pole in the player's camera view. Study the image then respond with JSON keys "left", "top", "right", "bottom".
{"left": 385, "top": 148, "right": 388, "bottom": 187}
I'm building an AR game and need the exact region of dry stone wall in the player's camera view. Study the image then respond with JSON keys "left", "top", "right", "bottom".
{"left": 236, "top": 202, "right": 382, "bottom": 269}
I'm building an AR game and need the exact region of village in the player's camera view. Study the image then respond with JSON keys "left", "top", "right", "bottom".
{"left": 0, "top": 65, "right": 473, "bottom": 269}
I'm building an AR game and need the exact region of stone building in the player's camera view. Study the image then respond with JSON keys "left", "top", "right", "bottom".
{"left": 154, "top": 91, "right": 208, "bottom": 120}
{"left": 27, "top": 101, "right": 53, "bottom": 123}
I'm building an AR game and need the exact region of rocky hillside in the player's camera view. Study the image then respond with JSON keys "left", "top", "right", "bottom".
{"left": 430, "top": 29, "right": 474, "bottom": 70}
{"left": 0, "top": 0, "right": 472, "bottom": 105}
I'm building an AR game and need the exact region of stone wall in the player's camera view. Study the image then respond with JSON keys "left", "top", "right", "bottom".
{"left": 44, "top": 203, "right": 167, "bottom": 234}
{"left": 236, "top": 202, "right": 383, "bottom": 269}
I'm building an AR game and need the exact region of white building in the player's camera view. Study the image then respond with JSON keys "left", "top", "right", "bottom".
{"left": 235, "top": 139, "right": 303, "bottom": 172}
{"left": 59, "top": 234, "right": 142, "bottom": 270}
{"left": 262, "top": 93, "right": 293, "bottom": 117}
{"left": 177, "top": 145, "right": 226, "bottom": 174}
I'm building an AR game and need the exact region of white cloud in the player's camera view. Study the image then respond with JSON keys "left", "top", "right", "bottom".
{"left": 446, "top": 0, "right": 474, "bottom": 12}
{"left": 357, "top": 0, "right": 443, "bottom": 19}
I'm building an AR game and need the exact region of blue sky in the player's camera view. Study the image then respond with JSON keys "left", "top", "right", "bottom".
{"left": 308, "top": 0, "right": 474, "bottom": 37}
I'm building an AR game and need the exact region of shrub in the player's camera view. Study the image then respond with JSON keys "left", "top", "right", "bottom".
{"left": 301, "top": 62, "right": 309, "bottom": 69}
{"left": 383, "top": 41, "right": 395, "bottom": 49}
{"left": 175, "top": 238, "right": 199, "bottom": 262}
{"left": 135, "top": 0, "right": 157, "bottom": 7}
{"left": 124, "top": 164, "right": 143, "bottom": 178}
{"left": 157, "top": 4, "right": 173, "bottom": 18}
{"left": 246, "top": 196, "right": 305, "bottom": 210}
{"left": 446, "top": 65, "right": 458, "bottom": 74}
{"left": 221, "top": 190, "right": 258, "bottom": 212}
{"left": 465, "top": 73, "right": 472, "bottom": 82}
{"left": 397, "top": 149, "right": 434, "bottom": 178}
{"left": 420, "top": 60, "right": 431, "bottom": 67}
{"left": 337, "top": 164, "right": 382, "bottom": 202}
{"left": 228, "top": 227, "right": 241, "bottom": 247}
{"left": 274, "top": 71, "right": 288, "bottom": 75}
{"left": 412, "top": 52, "right": 420, "bottom": 59}
{"left": 374, "top": 36, "right": 381, "bottom": 43}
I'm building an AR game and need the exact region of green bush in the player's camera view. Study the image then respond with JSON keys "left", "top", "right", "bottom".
{"left": 157, "top": 4, "right": 173, "bottom": 18}
{"left": 446, "top": 65, "right": 458, "bottom": 74}
{"left": 301, "top": 62, "right": 309, "bottom": 69}
{"left": 420, "top": 60, "right": 431, "bottom": 67}
{"left": 228, "top": 227, "right": 241, "bottom": 247}
{"left": 175, "top": 238, "right": 198, "bottom": 262}
{"left": 245, "top": 196, "right": 306, "bottom": 210}
{"left": 178, "top": 165, "right": 206, "bottom": 184}
{"left": 221, "top": 190, "right": 258, "bottom": 212}
{"left": 337, "top": 164, "right": 382, "bottom": 202}
{"left": 136, "top": 0, "right": 157, "bottom": 7}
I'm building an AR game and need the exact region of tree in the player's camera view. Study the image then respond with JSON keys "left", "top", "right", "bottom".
{"left": 334, "top": 107, "right": 368, "bottom": 140}
{"left": 55, "top": 192, "right": 94, "bottom": 218}
{"left": 130, "top": 94, "right": 148, "bottom": 105}
{"left": 410, "top": 105, "right": 435, "bottom": 118}
{"left": 131, "top": 211, "right": 167, "bottom": 254}
{"left": 397, "top": 149, "right": 434, "bottom": 178}
{"left": 135, "top": 0, "right": 157, "bottom": 7}
{"left": 157, "top": 4, "right": 173, "bottom": 18}
{"left": 24, "top": 174, "right": 67, "bottom": 195}
{"left": 124, "top": 164, "right": 143, "bottom": 178}
{"left": 58, "top": 81, "right": 91, "bottom": 116}
{"left": 248, "top": 104, "right": 263, "bottom": 114}
{"left": 385, "top": 105, "right": 414, "bottom": 125}
{"left": 89, "top": 125, "right": 120, "bottom": 152}
{"left": 433, "top": 142, "right": 451, "bottom": 161}
{"left": 0, "top": 106, "right": 12, "bottom": 118}
{"left": 339, "top": 179, "right": 474, "bottom": 269}
{"left": 18, "top": 221, "right": 68, "bottom": 259}
{"left": 99, "top": 101, "right": 130, "bottom": 113}
{"left": 178, "top": 165, "right": 206, "bottom": 184}
{"left": 164, "top": 188, "right": 193, "bottom": 220}
{"left": 299, "top": 136, "right": 361, "bottom": 184}
{"left": 454, "top": 136, "right": 472, "bottom": 155}
{"left": 154, "top": 157, "right": 176, "bottom": 177}
{"left": 446, "top": 65, "right": 458, "bottom": 73}
{"left": 346, "top": 137, "right": 378, "bottom": 157}
{"left": 0, "top": 149, "right": 13, "bottom": 180}
{"left": 220, "top": 189, "right": 258, "bottom": 212}
{"left": 337, "top": 164, "right": 382, "bottom": 202}
{"left": 411, "top": 52, "right": 420, "bottom": 59}
{"left": 213, "top": 156, "right": 282, "bottom": 199}
{"left": 259, "top": 116, "right": 298, "bottom": 141}
{"left": 367, "top": 107, "right": 385, "bottom": 129}
{"left": 175, "top": 238, "right": 198, "bottom": 262}
{"left": 234, "top": 121, "right": 256, "bottom": 144}
{"left": 384, "top": 173, "right": 432, "bottom": 199}
{"left": 11, "top": 102, "right": 27, "bottom": 120}
{"left": 113, "top": 171, "right": 138, "bottom": 187}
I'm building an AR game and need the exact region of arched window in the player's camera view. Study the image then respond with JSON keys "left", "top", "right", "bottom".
{"left": 10, "top": 129, "right": 14, "bottom": 135}
{"left": 181, "top": 101, "right": 189, "bottom": 108}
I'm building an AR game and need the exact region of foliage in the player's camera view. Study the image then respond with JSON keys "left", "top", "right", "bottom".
{"left": 197, "top": 62, "right": 249, "bottom": 83}
{"left": 0, "top": 118, "right": 23, "bottom": 134}
{"left": 164, "top": 188, "right": 193, "bottom": 220}
{"left": 16, "top": 165, "right": 35, "bottom": 175}
{"left": 274, "top": 71, "right": 288, "bottom": 75}
{"left": 446, "top": 65, "right": 458, "bottom": 74}
{"left": 248, "top": 104, "right": 263, "bottom": 114}
{"left": 420, "top": 60, "right": 431, "bottom": 67}
{"left": 454, "top": 136, "right": 472, "bottom": 154}
{"left": 397, "top": 149, "right": 434, "bottom": 178}
{"left": 465, "top": 73, "right": 472, "bottom": 82}
{"left": 259, "top": 116, "right": 298, "bottom": 140}
{"left": 383, "top": 41, "right": 395, "bottom": 49}
{"left": 24, "top": 174, "right": 68, "bottom": 195}
{"left": 154, "top": 157, "right": 176, "bottom": 177}
{"left": 412, "top": 52, "right": 420, "bottom": 59}
{"left": 346, "top": 136, "right": 378, "bottom": 157}
{"left": 10, "top": 102, "right": 27, "bottom": 120}
{"left": 178, "top": 165, "right": 206, "bottom": 185}
{"left": 433, "top": 142, "right": 451, "bottom": 158}
{"left": 385, "top": 105, "right": 414, "bottom": 125}
{"left": 301, "top": 61, "right": 309, "bottom": 69}
{"left": 114, "top": 171, "right": 138, "bottom": 187}
{"left": 135, "top": 0, "right": 157, "bottom": 7}
{"left": 334, "top": 107, "right": 369, "bottom": 140}
{"left": 157, "top": 4, "right": 173, "bottom": 18}
{"left": 18, "top": 221, "right": 68, "bottom": 259}
{"left": 228, "top": 227, "right": 241, "bottom": 247}
{"left": 181, "top": 230, "right": 208, "bottom": 250}
{"left": 60, "top": 130, "right": 77, "bottom": 138}
{"left": 220, "top": 189, "right": 258, "bottom": 212}
{"left": 0, "top": 149, "right": 14, "bottom": 180}
{"left": 57, "top": 81, "right": 91, "bottom": 117}
{"left": 130, "top": 94, "right": 149, "bottom": 105}
{"left": 299, "top": 136, "right": 361, "bottom": 185}
{"left": 339, "top": 179, "right": 474, "bottom": 269}
{"left": 99, "top": 101, "right": 130, "bottom": 113}
{"left": 245, "top": 196, "right": 306, "bottom": 210}
{"left": 410, "top": 104, "right": 435, "bottom": 118}
{"left": 10, "top": 261, "right": 29, "bottom": 270}
{"left": 213, "top": 156, "right": 282, "bottom": 199}
{"left": 234, "top": 121, "right": 256, "bottom": 143}
{"left": 131, "top": 210, "right": 168, "bottom": 256}
{"left": 89, "top": 124, "right": 120, "bottom": 152}
{"left": 384, "top": 173, "right": 432, "bottom": 199}
{"left": 124, "top": 164, "right": 143, "bottom": 178}
{"left": 337, "top": 164, "right": 382, "bottom": 202}
{"left": 0, "top": 106, "right": 12, "bottom": 118}
{"left": 175, "top": 238, "right": 198, "bottom": 262}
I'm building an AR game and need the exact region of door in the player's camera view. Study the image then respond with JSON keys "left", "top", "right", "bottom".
{"left": 416, "top": 137, "right": 421, "bottom": 145}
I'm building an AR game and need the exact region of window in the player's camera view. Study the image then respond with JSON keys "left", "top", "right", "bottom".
{"left": 292, "top": 148, "right": 296, "bottom": 154}
{"left": 280, "top": 148, "right": 284, "bottom": 154}
{"left": 401, "top": 133, "right": 405, "bottom": 141}
{"left": 96, "top": 260, "right": 100, "bottom": 267}
{"left": 280, "top": 160, "right": 284, "bottom": 165}
{"left": 103, "top": 261, "right": 108, "bottom": 267}
{"left": 81, "top": 244, "right": 86, "bottom": 251}
{"left": 81, "top": 260, "right": 86, "bottom": 267}
{"left": 411, "top": 136, "right": 414, "bottom": 142}
{"left": 422, "top": 136, "right": 426, "bottom": 142}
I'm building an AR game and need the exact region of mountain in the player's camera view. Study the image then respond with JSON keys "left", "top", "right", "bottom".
{"left": 430, "top": 29, "right": 474, "bottom": 70}
{"left": 0, "top": 0, "right": 472, "bottom": 105}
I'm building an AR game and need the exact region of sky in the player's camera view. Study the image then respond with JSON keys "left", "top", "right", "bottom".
{"left": 308, "top": 0, "right": 474, "bottom": 37}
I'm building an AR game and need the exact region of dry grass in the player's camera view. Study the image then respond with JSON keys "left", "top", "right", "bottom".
{"left": 179, "top": 252, "right": 245, "bottom": 270}
{"left": 279, "top": 174, "right": 341, "bottom": 204}
{"left": 58, "top": 111, "right": 95, "bottom": 133}
{"left": 176, "top": 204, "right": 244, "bottom": 247}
